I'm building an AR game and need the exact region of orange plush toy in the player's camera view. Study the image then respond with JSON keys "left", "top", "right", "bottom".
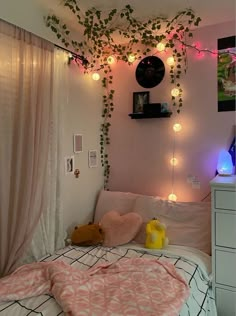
{"left": 71, "top": 222, "right": 104, "bottom": 246}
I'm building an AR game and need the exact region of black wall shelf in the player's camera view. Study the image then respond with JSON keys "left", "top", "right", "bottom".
{"left": 128, "top": 112, "right": 172, "bottom": 119}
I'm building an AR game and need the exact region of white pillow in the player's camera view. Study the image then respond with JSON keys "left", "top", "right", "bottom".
{"left": 133, "top": 196, "right": 211, "bottom": 254}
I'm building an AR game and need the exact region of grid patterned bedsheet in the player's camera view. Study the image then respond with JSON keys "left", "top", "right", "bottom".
{"left": 0, "top": 245, "right": 217, "bottom": 316}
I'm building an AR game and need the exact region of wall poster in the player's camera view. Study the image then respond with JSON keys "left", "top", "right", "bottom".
{"left": 217, "top": 36, "right": 236, "bottom": 112}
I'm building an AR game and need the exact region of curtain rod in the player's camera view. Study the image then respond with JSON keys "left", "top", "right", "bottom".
{"left": 0, "top": 17, "right": 88, "bottom": 65}
{"left": 54, "top": 44, "right": 88, "bottom": 65}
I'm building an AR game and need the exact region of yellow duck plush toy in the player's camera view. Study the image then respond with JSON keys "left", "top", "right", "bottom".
{"left": 145, "top": 218, "right": 169, "bottom": 249}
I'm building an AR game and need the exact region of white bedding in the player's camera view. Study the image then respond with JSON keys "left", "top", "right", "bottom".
{"left": 0, "top": 244, "right": 217, "bottom": 316}
{"left": 127, "top": 243, "right": 212, "bottom": 276}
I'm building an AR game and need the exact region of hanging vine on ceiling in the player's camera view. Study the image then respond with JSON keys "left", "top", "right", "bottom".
{"left": 45, "top": 0, "right": 202, "bottom": 188}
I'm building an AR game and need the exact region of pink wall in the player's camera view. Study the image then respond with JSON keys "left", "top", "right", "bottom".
{"left": 108, "top": 20, "right": 235, "bottom": 202}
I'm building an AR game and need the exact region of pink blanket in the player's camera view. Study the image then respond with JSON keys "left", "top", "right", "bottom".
{"left": 0, "top": 258, "right": 189, "bottom": 315}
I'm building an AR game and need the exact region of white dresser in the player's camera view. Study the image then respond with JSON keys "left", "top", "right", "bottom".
{"left": 210, "top": 175, "right": 236, "bottom": 316}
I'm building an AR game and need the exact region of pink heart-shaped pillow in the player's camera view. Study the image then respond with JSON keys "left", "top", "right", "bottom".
{"left": 100, "top": 210, "right": 142, "bottom": 247}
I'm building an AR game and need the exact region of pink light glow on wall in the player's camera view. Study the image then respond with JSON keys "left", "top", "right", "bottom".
{"left": 108, "top": 21, "right": 235, "bottom": 202}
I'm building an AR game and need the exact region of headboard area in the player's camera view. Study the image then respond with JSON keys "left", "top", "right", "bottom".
{"left": 94, "top": 190, "right": 211, "bottom": 255}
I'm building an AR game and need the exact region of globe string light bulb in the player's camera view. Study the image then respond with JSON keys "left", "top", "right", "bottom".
{"left": 166, "top": 56, "right": 175, "bottom": 66}
{"left": 168, "top": 193, "right": 177, "bottom": 201}
{"left": 170, "top": 158, "right": 178, "bottom": 166}
{"left": 173, "top": 123, "right": 182, "bottom": 132}
{"left": 156, "top": 42, "right": 165, "bottom": 52}
{"left": 171, "top": 88, "right": 180, "bottom": 97}
{"left": 107, "top": 55, "right": 116, "bottom": 64}
{"left": 128, "top": 54, "right": 136, "bottom": 63}
{"left": 92, "top": 72, "right": 100, "bottom": 81}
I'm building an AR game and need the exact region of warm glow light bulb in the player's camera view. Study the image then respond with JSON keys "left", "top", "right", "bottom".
{"left": 156, "top": 42, "right": 165, "bottom": 52}
{"left": 170, "top": 158, "right": 178, "bottom": 166}
{"left": 173, "top": 123, "right": 182, "bottom": 132}
{"left": 166, "top": 56, "right": 175, "bottom": 66}
{"left": 171, "top": 88, "right": 180, "bottom": 97}
{"left": 107, "top": 55, "right": 116, "bottom": 64}
{"left": 168, "top": 193, "right": 177, "bottom": 201}
{"left": 92, "top": 72, "right": 100, "bottom": 81}
{"left": 128, "top": 54, "right": 136, "bottom": 63}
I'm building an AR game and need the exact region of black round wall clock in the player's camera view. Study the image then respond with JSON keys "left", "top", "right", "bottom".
{"left": 135, "top": 56, "right": 165, "bottom": 88}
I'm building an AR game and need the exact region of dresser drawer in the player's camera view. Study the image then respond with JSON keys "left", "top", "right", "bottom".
{"left": 215, "top": 250, "right": 236, "bottom": 287}
{"left": 216, "top": 287, "right": 236, "bottom": 316}
{"left": 216, "top": 212, "right": 236, "bottom": 249}
{"left": 215, "top": 189, "right": 236, "bottom": 211}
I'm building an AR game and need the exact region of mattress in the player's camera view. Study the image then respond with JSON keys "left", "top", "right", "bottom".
{"left": 0, "top": 244, "right": 217, "bottom": 315}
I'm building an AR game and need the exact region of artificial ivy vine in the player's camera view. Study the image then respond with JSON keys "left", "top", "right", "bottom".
{"left": 45, "top": 0, "right": 201, "bottom": 188}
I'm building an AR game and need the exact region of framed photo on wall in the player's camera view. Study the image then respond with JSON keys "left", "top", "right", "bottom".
{"left": 133, "top": 91, "right": 150, "bottom": 113}
{"left": 73, "top": 134, "right": 83, "bottom": 153}
{"left": 88, "top": 150, "right": 98, "bottom": 168}
{"left": 217, "top": 35, "right": 236, "bottom": 112}
{"left": 65, "top": 156, "right": 74, "bottom": 174}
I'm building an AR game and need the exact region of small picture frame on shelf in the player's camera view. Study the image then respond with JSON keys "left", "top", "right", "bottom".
{"left": 133, "top": 91, "right": 150, "bottom": 114}
{"left": 161, "top": 103, "right": 169, "bottom": 113}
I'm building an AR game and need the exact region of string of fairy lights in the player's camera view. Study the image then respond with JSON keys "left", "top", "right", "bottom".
{"left": 169, "top": 123, "right": 182, "bottom": 201}
{"left": 90, "top": 48, "right": 182, "bottom": 201}
{"left": 86, "top": 42, "right": 184, "bottom": 201}
{"left": 67, "top": 40, "right": 235, "bottom": 201}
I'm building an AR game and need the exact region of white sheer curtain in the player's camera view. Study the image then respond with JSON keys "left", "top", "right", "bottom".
{"left": 0, "top": 19, "right": 65, "bottom": 276}
{"left": 23, "top": 49, "right": 68, "bottom": 262}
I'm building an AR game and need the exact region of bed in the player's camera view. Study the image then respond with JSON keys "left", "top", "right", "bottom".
{"left": 0, "top": 190, "right": 217, "bottom": 316}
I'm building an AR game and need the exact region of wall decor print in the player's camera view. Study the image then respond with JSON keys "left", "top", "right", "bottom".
{"left": 217, "top": 36, "right": 236, "bottom": 112}
{"left": 133, "top": 91, "right": 150, "bottom": 113}
{"left": 65, "top": 156, "right": 74, "bottom": 174}
{"left": 88, "top": 150, "right": 98, "bottom": 168}
{"left": 73, "top": 134, "right": 83, "bottom": 153}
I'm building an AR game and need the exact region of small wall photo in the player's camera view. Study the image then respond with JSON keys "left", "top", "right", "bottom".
{"left": 65, "top": 156, "right": 74, "bottom": 174}
{"left": 73, "top": 134, "right": 83, "bottom": 153}
{"left": 88, "top": 150, "right": 98, "bottom": 168}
